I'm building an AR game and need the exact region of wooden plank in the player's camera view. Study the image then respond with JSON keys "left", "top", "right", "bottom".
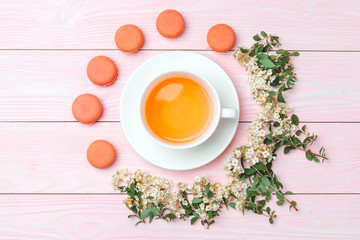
{"left": 0, "top": 51, "right": 359, "bottom": 122}
{"left": 0, "top": 122, "right": 358, "bottom": 193}
{"left": 0, "top": 194, "right": 359, "bottom": 239}
{"left": 0, "top": 0, "right": 359, "bottom": 50}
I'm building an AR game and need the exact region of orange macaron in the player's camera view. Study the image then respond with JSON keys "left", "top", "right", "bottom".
{"left": 87, "top": 56, "right": 117, "bottom": 86}
{"left": 87, "top": 140, "right": 116, "bottom": 169}
{"left": 115, "top": 24, "right": 144, "bottom": 52}
{"left": 207, "top": 24, "right": 236, "bottom": 52}
{"left": 72, "top": 94, "right": 103, "bottom": 124}
{"left": 156, "top": 9, "right": 185, "bottom": 38}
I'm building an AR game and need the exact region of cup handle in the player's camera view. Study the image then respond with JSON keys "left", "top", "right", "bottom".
{"left": 221, "top": 108, "right": 238, "bottom": 119}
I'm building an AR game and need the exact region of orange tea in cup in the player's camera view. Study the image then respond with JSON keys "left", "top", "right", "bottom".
{"left": 145, "top": 76, "right": 213, "bottom": 143}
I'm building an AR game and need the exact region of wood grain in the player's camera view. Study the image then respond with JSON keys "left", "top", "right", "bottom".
{"left": 0, "top": 122, "right": 358, "bottom": 193}
{"left": 0, "top": 194, "right": 359, "bottom": 239}
{"left": 0, "top": 50, "right": 359, "bottom": 122}
{"left": 1, "top": 0, "right": 359, "bottom": 238}
{"left": 0, "top": 0, "right": 359, "bottom": 50}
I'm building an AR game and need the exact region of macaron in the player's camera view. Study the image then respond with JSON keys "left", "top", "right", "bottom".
{"left": 207, "top": 24, "right": 236, "bottom": 52}
{"left": 87, "top": 140, "right": 116, "bottom": 169}
{"left": 156, "top": 9, "right": 185, "bottom": 38}
{"left": 115, "top": 24, "right": 144, "bottom": 52}
{"left": 72, "top": 94, "right": 103, "bottom": 124}
{"left": 87, "top": 56, "right": 117, "bottom": 86}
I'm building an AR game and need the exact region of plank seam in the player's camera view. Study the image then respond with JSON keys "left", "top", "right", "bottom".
{"left": 1, "top": 49, "right": 360, "bottom": 52}
{"left": 0, "top": 121, "right": 359, "bottom": 123}
{"left": 1, "top": 193, "right": 359, "bottom": 195}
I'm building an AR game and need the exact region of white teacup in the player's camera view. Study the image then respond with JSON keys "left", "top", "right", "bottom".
{"left": 140, "top": 70, "right": 238, "bottom": 149}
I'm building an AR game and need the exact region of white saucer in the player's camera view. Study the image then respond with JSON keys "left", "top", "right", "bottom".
{"left": 120, "top": 51, "right": 239, "bottom": 170}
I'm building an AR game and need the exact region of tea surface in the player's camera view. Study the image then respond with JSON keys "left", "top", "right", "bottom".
{"left": 145, "top": 77, "right": 212, "bottom": 143}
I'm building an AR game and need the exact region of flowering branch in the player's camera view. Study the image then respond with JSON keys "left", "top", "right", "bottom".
{"left": 112, "top": 31, "right": 328, "bottom": 228}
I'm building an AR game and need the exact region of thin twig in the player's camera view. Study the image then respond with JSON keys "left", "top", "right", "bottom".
{"left": 249, "top": 164, "right": 298, "bottom": 211}
{"left": 288, "top": 138, "right": 329, "bottom": 160}
{"left": 264, "top": 165, "right": 298, "bottom": 211}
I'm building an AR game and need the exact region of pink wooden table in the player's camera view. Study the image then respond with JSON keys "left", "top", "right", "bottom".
{"left": 1, "top": 0, "right": 360, "bottom": 239}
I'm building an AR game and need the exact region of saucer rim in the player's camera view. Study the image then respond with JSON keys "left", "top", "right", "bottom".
{"left": 120, "top": 51, "right": 240, "bottom": 170}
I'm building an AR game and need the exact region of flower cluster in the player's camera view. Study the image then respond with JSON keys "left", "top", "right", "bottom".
{"left": 112, "top": 169, "right": 247, "bottom": 228}
{"left": 112, "top": 169, "right": 172, "bottom": 210}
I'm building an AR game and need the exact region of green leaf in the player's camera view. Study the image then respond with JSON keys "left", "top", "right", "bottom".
{"left": 245, "top": 167, "right": 256, "bottom": 175}
{"left": 165, "top": 213, "right": 175, "bottom": 221}
{"left": 251, "top": 175, "right": 258, "bottom": 184}
{"left": 277, "top": 91, "right": 286, "bottom": 103}
{"left": 274, "top": 121, "right": 280, "bottom": 127}
{"left": 257, "top": 200, "right": 266, "bottom": 206}
{"left": 276, "top": 192, "right": 284, "bottom": 201}
{"left": 302, "top": 125, "right": 306, "bottom": 132}
{"left": 285, "top": 191, "right": 293, "bottom": 195}
{"left": 306, "top": 152, "right": 314, "bottom": 161}
{"left": 205, "top": 183, "right": 210, "bottom": 195}
{"left": 264, "top": 138, "right": 272, "bottom": 145}
{"left": 259, "top": 183, "right": 267, "bottom": 193}
{"left": 295, "top": 130, "right": 302, "bottom": 136}
{"left": 192, "top": 197, "right": 203, "bottom": 204}
{"left": 266, "top": 133, "right": 273, "bottom": 140}
{"left": 294, "top": 52, "right": 300, "bottom": 56}
{"left": 264, "top": 44, "right": 272, "bottom": 52}
{"left": 246, "top": 187, "right": 259, "bottom": 196}
{"left": 257, "top": 53, "right": 267, "bottom": 60}
{"left": 191, "top": 217, "right": 199, "bottom": 225}
{"left": 146, "top": 196, "right": 154, "bottom": 200}
{"left": 261, "top": 176, "right": 272, "bottom": 186}
{"left": 261, "top": 31, "right": 268, "bottom": 37}
{"left": 140, "top": 209, "right": 152, "bottom": 219}
{"left": 269, "top": 217, "right": 274, "bottom": 224}
{"left": 208, "top": 210, "right": 213, "bottom": 219}
{"left": 292, "top": 136, "right": 302, "bottom": 144}
{"left": 151, "top": 205, "right": 160, "bottom": 216}
{"left": 276, "top": 181, "right": 284, "bottom": 189}
{"left": 208, "top": 219, "right": 215, "bottom": 227}
{"left": 240, "top": 47, "right": 248, "bottom": 53}
{"left": 276, "top": 49, "right": 286, "bottom": 54}
{"left": 208, "top": 191, "right": 214, "bottom": 198}
{"left": 149, "top": 213, "right": 154, "bottom": 223}
{"left": 258, "top": 45, "right": 264, "bottom": 53}
{"left": 253, "top": 34, "right": 261, "bottom": 41}
{"left": 229, "top": 202, "right": 236, "bottom": 209}
{"left": 313, "top": 156, "right": 320, "bottom": 162}
{"left": 272, "top": 142, "right": 282, "bottom": 153}
{"left": 291, "top": 114, "right": 299, "bottom": 126}
{"left": 260, "top": 58, "right": 276, "bottom": 68}
{"left": 135, "top": 220, "right": 143, "bottom": 226}
{"left": 276, "top": 200, "right": 284, "bottom": 206}
{"left": 268, "top": 91, "right": 277, "bottom": 103}
{"left": 266, "top": 207, "right": 271, "bottom": 214}
{"left": 130, "top": 183, "right": 135, "bottom": 193}
{"left": 255, "top": 162, "right": 266, "bottom": 171}
{"left": 284, "top": 146, "right": 294, "bottom": 154}
{"left": 280, "top": 136, "right": 289, "bottom": 145}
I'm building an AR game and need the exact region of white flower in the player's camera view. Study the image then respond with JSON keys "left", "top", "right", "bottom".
{"left": 200, "top": 212, "right": 207, "bottom": 219}
{"left": 194, "top": 176, "right": 201, "bottom": 183}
